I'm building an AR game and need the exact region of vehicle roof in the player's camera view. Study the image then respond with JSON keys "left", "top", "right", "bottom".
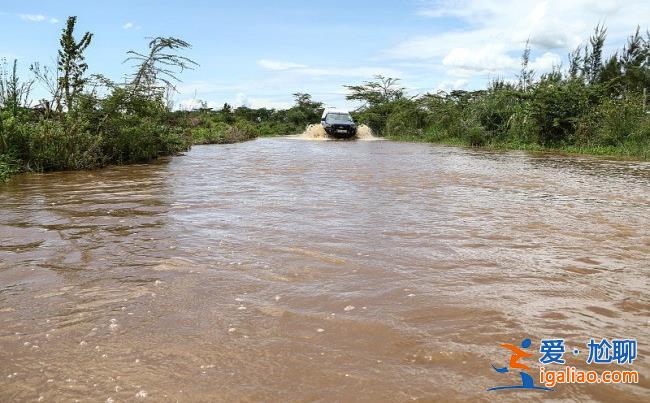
{"left": 321, "top": 109, "right": 351, "bottom": 118}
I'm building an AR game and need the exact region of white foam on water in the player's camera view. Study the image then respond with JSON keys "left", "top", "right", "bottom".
{"left": 355, "top": 125, "right": 379, "bottom": 140}
{"left": 298, "top": 124, "right": 328, "bottom": 140}
{"left": 296, "top": 124, "right": 380, "bottom": 141}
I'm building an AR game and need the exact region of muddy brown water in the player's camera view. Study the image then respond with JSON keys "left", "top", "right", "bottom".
{"left": 1, "top": 138, "right": 649, "bottom": 402}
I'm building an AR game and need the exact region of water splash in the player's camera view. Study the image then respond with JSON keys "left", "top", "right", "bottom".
{"left": 299, "top": 124, "right": 328, "bottom": 140}
{"left": 356, "top": 125, "right": 377, "bottom": 140}
{"left": 298, "top": 124, "right": 378, "bottom": 141}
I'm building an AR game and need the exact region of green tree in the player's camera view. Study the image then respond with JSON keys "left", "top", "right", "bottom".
{"left": 599, "top": 55, "right": 621, "bottom": 85}
{"left": 619, "top": 27, "right": 650, "bottom": 92}
{"left": 221, "top": 103, "right": 234, "bottom": 123}
{"left": 582, "top": 25, "right": 607, "bottom": 84}
{"left": 125, "top": 37, "right": 198, "bottom": 97}
{"left": 344, "top": 75, "right": 405, "bottom": 107}
{"left": 344, "top": 76, "right": 406, "bottom": 134}
{"left": 57, "top": 16, "right": 93, "bottom": 112}
{"left": 518, "top": 40, "right": 535, "bottom": 91}
{"left": 289, "top": 92, "right": 323, "bottom": 125}
{"left": 0, "top": 59, "right": 34, "bottom": 117}
{"left": 568, "top": 46, "right": 582, "bottom": 80}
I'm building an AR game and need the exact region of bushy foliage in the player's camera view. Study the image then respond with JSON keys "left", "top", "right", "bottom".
{"left": 384, "top": 100, "right": 429, "bottom": 137}
{"left": 0, "top": 17, "right": 195, "bottom": 181}
{"left": 175, "top": 91, "right": 326, "bottom": 144}
{"left": 345, "top": 75, "right": 407, "bottom": 135}
{"left": 528, "top": 79, "right": 591, "bottom": 145}
{"left": 2, "top": 22, "right": 648, "bottom": 183}
{"left": 346, "top": 26, "right": 649, "bottom": 159}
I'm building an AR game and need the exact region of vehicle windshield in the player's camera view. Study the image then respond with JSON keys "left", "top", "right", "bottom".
{"left": 325, "top": 113, "right": 353, "bottom": 124}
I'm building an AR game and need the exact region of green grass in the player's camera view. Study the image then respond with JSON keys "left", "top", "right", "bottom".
{"left": 386, "top": 134, "right": 650, "bottom": 161}
{"left": 386, "top": 133, "right": 466, "bottom": 147}
{"left": 0, "top": 155, "right": 20, "bottom": 183}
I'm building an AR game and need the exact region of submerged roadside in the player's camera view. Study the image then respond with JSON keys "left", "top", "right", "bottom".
{"left": 385, "top": 132, "right": 650, "bottom": 161}
{"left": 0, "top": 120, "right": 289, "bottom": 184}
{"left": 0, "top": 155, "right": 20, "bottom": 183}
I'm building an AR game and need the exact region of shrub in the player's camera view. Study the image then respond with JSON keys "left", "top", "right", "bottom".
{"left": 384, "top": 105, "right": 429, "bottom": 137}
{"left": 228, "top": 120, "right": 258, "bottom": 142}
{"left": 470, "top": 88, "right": 520, "bottom": 137}
{"left": 465, "top": 123, "right": 487, "bottom": 147}
{"left": 593, "top": 96, "right": 644, "bottom": 146}
{"left": 529, "top": 80, "right": 591, "bottom": 145}
{"left": 191, "top": 121, "right": 231, "bottom": 144}
{"left": 0, "top": 154, "right": 19, "bottom": 182}
{"left": 506, "top": 107, "right": 538, "bottom": 144}
{"left": 353, "top": 111, "right": 385, "bottom": 135}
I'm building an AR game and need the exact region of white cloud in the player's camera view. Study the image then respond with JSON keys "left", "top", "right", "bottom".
{"left": 160, "top": 1, "right": 647, "bottom": 112}
{"left": 442, "top": 44, "right": 518, "bottom": 73}
{"left": 245, "top": 97, "right": 293, "bottom": 109}
{"left": 177, "top": 93, "right": 293, "bottom": 111}
{"left": 388, "top": 0, "right": 649, "bottom": 80}
{"left": 233, "top": 92, "right": 292, "bottom": 109}
{"left": 258, "top": 59, "right": 402, "bottom": 78}
{"left": 233, "top": 93, "right": 248, "bottom": 107}
{"left": 20, "top": 14, "right": 58, "bottom": 24}
{"left": 20, "top": 14, "right": 46, "bottom": 22}
{"left": 122, "top": 22, "right": 141, "bottom": 30}
{"left": 258, "top": 59, "right": 306, "bottom": 70}
{"left": 177, "top": 98, "right": 220, "bottom": 111}
{"left": 175, "top": 80, "right": 245, "bottom": 95}
{"left": 529, "top": 52, "right": 562, "bottom": 72}
{"left": 298, "top": 66, "right": 402, "bottom": 78}
{"left": 434, "top": 79, "right": 469, "bottom": 93}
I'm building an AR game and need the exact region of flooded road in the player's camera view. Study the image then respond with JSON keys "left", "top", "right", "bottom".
{"left": 1, "top": 138, "right": 648, "bottom": 401}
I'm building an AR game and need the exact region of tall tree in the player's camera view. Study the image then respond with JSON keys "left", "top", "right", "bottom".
{"left": 287, "top": 93, "right": 323, "bottom": 126}
{"left": 344, "top": 75, "right": 405, "bottom": 108}
{"left": 583, "top": 25, "right": 607, "bottom": 84}
{"left": 57, "top": 16, "right": 93, "bottom": 112}
{"left": 125, "top": 37, "right": 197, "bottom": 97}
{"left": 619, "top": 26, "right": 650, "bottom": 92}
{"left": 518, "top": 39, "right": 535, "bottom": 91}
{"left": 0, "top": 59, "right": 34, "bottom": 116}
{"left": 599, "top": 54, "right": 621, "bottom": 86}
{"left": 568, "top": 46, "right": 582, "bottom": 80}
{"left": 293, "top": 93, "right": 322, "bottom": 114}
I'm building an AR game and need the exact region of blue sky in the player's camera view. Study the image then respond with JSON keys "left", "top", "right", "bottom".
{"left": 1, "top": 0, "right": 648, "bottom": 110}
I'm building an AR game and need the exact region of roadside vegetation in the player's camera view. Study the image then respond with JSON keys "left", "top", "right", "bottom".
{"left": 171, "top": 92, "right": 323, "bottom": 145}
{"left": 0, "top": 17, "right": 198, "bottom": 182}
{"left": 346, "top": 26, "right": 649, "bottom": 159}
{"left": 0, "top": 14, "right": 323, "bottom": 182}
{"left": 1, "top": 22, "right": 648, "bottom": 182}
{"left": 180, "top": 25, "right": 649, "bottom": 159}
